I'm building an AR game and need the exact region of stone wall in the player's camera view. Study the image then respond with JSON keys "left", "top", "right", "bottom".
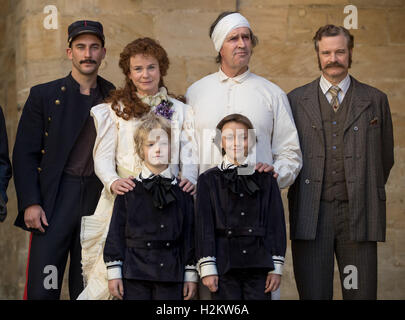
{"left": 0, "top": 0, "right": 403, "bottom": 299}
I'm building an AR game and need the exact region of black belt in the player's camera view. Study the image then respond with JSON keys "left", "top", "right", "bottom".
{"left": 126, "top": 239, "right": 179, "bottom": 249}
{"left": 216, "top": 227, "right": 265, "bottom": 238}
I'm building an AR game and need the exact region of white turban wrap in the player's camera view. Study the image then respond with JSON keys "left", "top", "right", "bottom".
{"left": 211, "top": 13, "right": 251, "bottom": 52}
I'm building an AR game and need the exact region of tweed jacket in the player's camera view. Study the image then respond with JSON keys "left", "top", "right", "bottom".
{"left": 287, "top": 76, "right": 394, "bottom": 242}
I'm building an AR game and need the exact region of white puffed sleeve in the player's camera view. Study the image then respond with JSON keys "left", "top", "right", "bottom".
{"left": 91, "top": 103, "right": 120, "bottom": 195}
{"left": 179, "top": 104, "right": 199, "bottom": 185}
{"left": 271, "top": 93, "right": 303, "bottom": 189}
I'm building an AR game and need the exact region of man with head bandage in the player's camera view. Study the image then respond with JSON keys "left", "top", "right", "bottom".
{"left": 185, "top": 11, "right": 302, "bottom": 300}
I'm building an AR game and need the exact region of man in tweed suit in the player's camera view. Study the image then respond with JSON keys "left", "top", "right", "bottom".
{"left": 287, "top": 25, "right": 394, "bottom": 299}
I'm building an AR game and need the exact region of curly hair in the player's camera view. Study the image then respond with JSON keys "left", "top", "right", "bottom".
{"left": 106, "top": 38, "right": 171, "bottom": 120}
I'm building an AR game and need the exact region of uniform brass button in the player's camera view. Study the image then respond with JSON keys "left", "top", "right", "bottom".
{"left": 45, "top": 132, "right": 49, "bottom": 137}
{"left": 48, "top": 117, "right": 51, "bottom": 121}
{"left": 61, "top": 86, "right": 66, "bottom": 92}
{"left": 37, "top": 167, "right": 42, "bottom": 172}
{"left": 55, "top": 99, "right": 60, "bottom": 105}
{"left": 41, "top": 149, "right": 45, "bottom": 154}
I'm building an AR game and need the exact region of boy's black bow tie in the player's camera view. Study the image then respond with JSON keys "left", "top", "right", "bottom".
{"left": 142, "top": 175, "right": 176, "bottom": 209}
{"left": 222, "top": 166, "right": 260, "bottom": 196}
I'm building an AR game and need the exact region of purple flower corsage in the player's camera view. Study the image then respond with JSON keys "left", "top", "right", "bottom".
{"left": 153, "top": 100, "right": 174, "bottom": 120}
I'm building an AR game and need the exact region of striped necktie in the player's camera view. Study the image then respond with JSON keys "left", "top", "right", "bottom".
{"left": 329, "top": 86, "right": 341, "bottom": 112}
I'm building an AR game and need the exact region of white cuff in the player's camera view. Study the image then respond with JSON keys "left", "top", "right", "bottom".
{"left": 107, "top": 177, "right": 121, "bottom": 195}
{"left": 106, "top": 261, "right": 123, "bottom": 280}
{"left": 197, "top": 256, "right": 218, "bottom": 278}
{"left": 269, "top": 256, "right": 284, "bottom": 275}
{"left": 184, "top": 265, "right": 199, "bottom": 283}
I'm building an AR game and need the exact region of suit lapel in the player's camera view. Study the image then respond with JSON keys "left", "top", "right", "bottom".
{"left": 298, "top": 78, "right": 325, "bottom": 144}
{"left": 343, "top": 76, "right": 372, "bottom": 133}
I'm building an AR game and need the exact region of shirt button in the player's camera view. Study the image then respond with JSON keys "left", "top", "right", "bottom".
{"left": 248, "top": 229, "right": 253, "bottom": 233}
{"left": 228, "top": 230, "right": 232, "bottom": 235}
{"left": 241, "top": 212, "right": 245, "bottom": 216}
{"left": 160, "top": 263, "right": 164, "bottom": 267}
{"left": 160, "top": 224, "right": 164, "bottom": 229}
{"left": 354, "top": 126, "right": 359, "bottom": 131}
{"left": 147, "top": 242, "right": 151, "bottom": 247}
{"left": 166, "top": 242, "right": 170, "bottom": 247}
{"left": 242, "top": 250, "right": 247, "bottom": 254}
{"left": 239, "top": 193, "right": 244, "bottom": 197}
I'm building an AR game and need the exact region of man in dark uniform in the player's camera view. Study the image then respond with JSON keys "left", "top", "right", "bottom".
{"left": 13, "top": 20, "right": 115, "bottom": 300}
{"left": 0, "top": 105, "right": 12, "bottom": 222}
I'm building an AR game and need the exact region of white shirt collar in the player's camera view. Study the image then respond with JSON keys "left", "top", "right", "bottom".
{"left": 137, "top": 164, "right": 176, "bottom": 184}
{"left": 218, "top": 67, "right": 251, "bottom": 83}
{"left": 319, "top": 73, "right": 351, "bottom": 95}
{"left": 218, "top": 154, "right": 255, "bottom": 174}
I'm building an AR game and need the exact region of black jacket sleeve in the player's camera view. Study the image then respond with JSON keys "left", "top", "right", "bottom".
{"left": 265, "top": 176, "right": 287, "bottom": 259}
{"left": 0, "top": 106, "right": 12, "bottom": 222}
{"left": 182, "top": 192, "right": 196, "bottom": 267}
{"left": 195, "top": 173, "right": 217, "bottom": 261}
{"left": 104, "top": 194, "right": 127, "bottom": 264}
{"left": 12, "top": 87, "right": 44, "bottom": 214}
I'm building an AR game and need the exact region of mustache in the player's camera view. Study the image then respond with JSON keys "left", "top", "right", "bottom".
{"left": 234, "top": 50, "right": 249, "bottom": 55}
{"left": 80, "top": 59, "right": 97, "bottom": 64}
{"left": 324, "top": 62, "right": 345, "bottom": 69}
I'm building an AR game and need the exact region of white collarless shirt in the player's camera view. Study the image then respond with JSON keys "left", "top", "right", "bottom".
{"left": 186, "top": 68, "right": 302, "bottom": 189}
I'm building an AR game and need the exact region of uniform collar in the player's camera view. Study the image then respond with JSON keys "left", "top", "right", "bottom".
{"left": 218, "top": 67, "right": 251, "bottom": 83}
{"left": 319, "top": 73, "right": 351, "bottom": 95}
{"left": 137, "top": 164, "right": 177, "bottom": 185}
{"left": 67, "top": 72, "right": 99, "bottom": 94}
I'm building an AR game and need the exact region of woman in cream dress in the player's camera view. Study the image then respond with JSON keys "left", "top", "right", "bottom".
{"left": 77, "top": 38, "right": 198, "bottom": 300}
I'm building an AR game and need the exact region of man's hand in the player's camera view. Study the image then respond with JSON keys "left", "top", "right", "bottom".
{"left": 108, "top": 278, "right": 124, "bottom": 300}
{"left": 24, "top": 204, "right": 48, "bottom": 233}
{"left": 179, "top": 178, "right": 196, "bottom": 195}
{"left": 265, "top": 273, "right": 281, "bottom": 293}
{"left": 110, "top": 177, "right": 136, "bottom": 195}
{"left": 202, "top": 275, "right": 219, "bottom": 292}
{"left": 183, "top": 281, "right": 197, "bottom": 300}
{"left": 255, "top": 162, "right": 279, "bottom": 179}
